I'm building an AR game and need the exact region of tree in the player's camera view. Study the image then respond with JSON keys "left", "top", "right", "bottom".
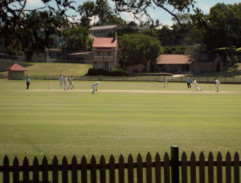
{"left": 0, "top": 0, "right": 74, "bottom": 60}
{"left": 119, "top": 33, "right": 162, "bottom": 70}
{"left": 203, "top": 3, "right": 241, "bottom": 63}
{"left": 111, "top": 0, "right": 196, "bottom": 29}
{"left": 61, "top": 26, "right": 93, "bottom": 52}
{"left": 78, "top": 0, "right": 124, "bottom": 26}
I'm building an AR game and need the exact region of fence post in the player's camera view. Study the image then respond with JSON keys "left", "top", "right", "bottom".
{"left": 171, "top": 145, "right": 179, "bottom": 183}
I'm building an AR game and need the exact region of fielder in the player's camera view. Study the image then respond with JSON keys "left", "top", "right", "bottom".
{"left": 59, "top": 74, "right": 64, "bottom": 88}
{"left": 193, "top": 79, "right": 201, "bottom": 91}
{"left": 92, "top": 82, "right": 100, "bottom": 94}
{"left": 215, "top": 79, "right": 220, "bottom": 92}
{"left": 68, "top": 76, "right": 74, "bottom": 89}
{"left": 164, "top": 76, "right": 168, "bottom": 88}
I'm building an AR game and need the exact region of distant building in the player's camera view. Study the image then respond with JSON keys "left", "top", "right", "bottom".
{"left": 7, "top": 63, "right": 27, "bottom": 80}
{"left": 89, "top": 25, "right": 122, "bottom": 37}
{"left": 155, "top": 54, "right": 223, "bottom": 73}
{"left": 92, "top": 32, "right": 118, "bottom": 70}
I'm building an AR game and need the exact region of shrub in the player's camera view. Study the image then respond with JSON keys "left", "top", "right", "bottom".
{"left": 87, "top": 68, "right": 128, "bottom": 76}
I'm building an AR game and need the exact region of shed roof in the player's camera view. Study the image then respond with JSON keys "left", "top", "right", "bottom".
{"left": 7, "top": 63, "right": 28, "bottom": 71}
{"left": 156, "top": 54, "right": 192, "bottom": 65}
{"left": 93, "top": 37, "right": 117, "bottom": 48}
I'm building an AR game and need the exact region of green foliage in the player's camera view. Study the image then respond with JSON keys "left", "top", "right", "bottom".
{"left": 61, "top": 26, "right": 93, "bottom": 52}
{"left": 87, "top": 68, "right": 128, "bottom": 76}
{"left": 163, "top": 46, "right": 185, "bottom": 54}
{"left": 119, "top": 34, "right": 162, "bottom": 66}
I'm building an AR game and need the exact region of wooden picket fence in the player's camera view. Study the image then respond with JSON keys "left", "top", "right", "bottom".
{"left": 0, "top": 146, "right": 240, "bottom": 183}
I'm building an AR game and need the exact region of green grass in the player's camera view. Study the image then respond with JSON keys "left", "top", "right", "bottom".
{"left": 0, "top": 62, "right": 92, "bottom": 76}
{"left": 0, "top": 79, "right": 240, "bottom": 164}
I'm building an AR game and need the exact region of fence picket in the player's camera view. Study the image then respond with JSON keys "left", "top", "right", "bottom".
{"left": 146, "top": 152, "right": 152, "bottom": 183}
{"left": 137, "top": 154, "right": 143, "bottom": 183}
{"left": 118, "top": 155, "right": 125, "bottom": 183}
{"left": 3, "top": 156, "right": 9, "bottom": 183}
{"left": 23, "top": 157, "right": 30, "bottom": 183}
{"left": 13, "top": 157, "right": 20, "bottom": 183}
{"left": 90, "top": 155, "right": 97, "bottom": 183}
{"left": 42, "top": 156, "right": 49, "bottom": 183}
{"left": 52, "top": 156, "right": 59, "bottom": 183}
{"left": 109, "top": 155, "right": 116, "bottom": 183}
{"left": 181, "top": 152, "right": 187, "bottom": 183}
{"left": 164, "top": 152, "right": 170, "bottom": 183}
{"left": 199, "top": 152, "right": 205, "bottom": 183}
{"left": 155, "top": 153, "right": 161, "bottom": 183}
{"left": 33, "top": 157, "right": 39, "bottom": 183}
{"left": 217, "top": 152, "right": 222, "bottom": 183}
{"left": 234, "top": 152, "right": 240, "bottom": 183}
{"left": 62, "top": 156, "right": 68, "bottom": 183}
{"left": 225, "top": 152, "right": 231, "bottom": 183}
{"left": 100, "top": 155, "right": 106, "bottom": 183}
{"left": 71, "top": 156, "right": 78, "bottom": 183}
{"left": 0, "top": 147, "right": 240, "bottom": 183}
{"left": 81, "top": 156, "right": 88, "bottom": 183}
{"left": 208, "top": 152, "right": 214, "bottom": 183}
{"left": 127, "top": 154, "right": 134, "bottom": 183}
{"left": 190, "top": 152, "right": 196, "bottom": 183}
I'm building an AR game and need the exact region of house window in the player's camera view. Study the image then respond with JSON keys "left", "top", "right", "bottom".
{"left": 97, "top": 52, "right": 101, "bottom": 56}
{"left": 107, "top": 52, "right": 111, "bottom": 56}
{"left": 104, "top": 62, "right": 109, "bottom": 70}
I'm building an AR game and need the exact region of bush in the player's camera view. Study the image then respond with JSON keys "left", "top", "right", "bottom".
{"left": 87, "top": 68, "right": 128, "bottom": 76}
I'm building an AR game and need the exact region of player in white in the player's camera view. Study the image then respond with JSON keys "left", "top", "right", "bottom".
{"left": 59, "top": 74, "right": 64, "bottom": 88}
{"left": 68, "top": 76, "right": 74, "bottom": 89}
{"left": 63, "top": 75, "right": 68, "bottom": 90}
{"left": 92, "top": 82, "right": 100, "bottom": 94}
{"left": 193, "top": 79, "right": 201, "bottom": 91}
{"left": 215, "top": 79, "right": 220, "bottom": 92}
{"left": 164, "top": 76, "right": 168, "bottom": 88}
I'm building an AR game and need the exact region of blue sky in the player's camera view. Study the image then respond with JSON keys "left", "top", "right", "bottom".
{"left": 24, "top": 0, "right": 240, "bottom": 25}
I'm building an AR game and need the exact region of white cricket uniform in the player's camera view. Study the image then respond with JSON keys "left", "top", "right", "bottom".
{"left": 193, "top": 80, "right": 201, "bottom": 91}
{"left": 164, "top": 77, "right": 168, "bottom": 88}
{"left": 215, "top": 80, "right": 220, "bottom": 92}
{"left": 59, "top": 75, "right": 64, "bottom": 88}
{"left": 92, "top": 82, "right": 99, "bottom": 93}
{"left": 63, "top": 76, "right": 68, "bottom": 90}
{"left": 68, "top": 76, "right": 74, "bottom": 89}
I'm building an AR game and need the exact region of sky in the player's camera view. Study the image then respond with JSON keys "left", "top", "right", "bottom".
{"left": 22, "top": 0, "right": 241, "bottom": 25}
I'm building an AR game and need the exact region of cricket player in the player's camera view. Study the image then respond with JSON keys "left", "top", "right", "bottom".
{"left": 92, "top": 82, "right": 100, "bottom": 94}
{"left": 63, "top": 75, "right": 68, "bottom": 90}
{"left": 215, "top": 79, "right": 220, "bottom": 92}
{"left": 68, "top": 76, "right": 74, "bottom": 89}
{"left": 59, "top": 74, "right": 64, "bottom": 88}
{"left": 193, "top": 79, "right": 201, "bottom": 91}
{"left": 164, "top": 76, "right": 168, "bottom": 88}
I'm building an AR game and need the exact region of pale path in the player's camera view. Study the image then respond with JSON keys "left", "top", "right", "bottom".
{"left": 25, "top": 89, "right": 239, "bottom": 94}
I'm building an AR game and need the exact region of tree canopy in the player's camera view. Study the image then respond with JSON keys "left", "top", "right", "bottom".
{"left": 119, "top": 33, "right": 162, "bottom": 68}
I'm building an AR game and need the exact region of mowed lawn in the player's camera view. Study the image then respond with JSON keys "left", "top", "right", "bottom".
{"left": 0, "top": 79, "right": 240, "bottom": 164}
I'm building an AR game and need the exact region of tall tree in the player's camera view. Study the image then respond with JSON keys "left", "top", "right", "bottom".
{"left": 119, "top": 33, "right": 162, "bottom": 69}
{"left": 203, "top": 3, "right": 241, "bottom": 62}
{"left": 61, "top": 26, "right": 93, "bottom": 52}
{"left": 0, "top": 0, "right": 74, "bottom": 59}
{"left": 111, "top": 0, "right": 196, "bottom": 29}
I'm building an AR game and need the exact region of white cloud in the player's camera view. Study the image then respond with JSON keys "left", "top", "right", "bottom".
{"left": 26, "top": 0, "right": 44, "bottom": 6}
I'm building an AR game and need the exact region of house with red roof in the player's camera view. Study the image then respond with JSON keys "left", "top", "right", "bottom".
{"left": 92, "top": 32, "right": 118, "bottom": 70}
{"left": 7, "top": 63, "right": 28, "bottom": 80}
{"left": 155, "top": 54, "right": 223, "bottom": 73}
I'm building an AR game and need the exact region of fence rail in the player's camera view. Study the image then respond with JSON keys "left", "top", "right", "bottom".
{"left": 0, "top": 146, "right": 240, "bottom": 183}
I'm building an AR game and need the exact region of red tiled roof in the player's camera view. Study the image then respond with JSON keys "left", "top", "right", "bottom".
{"left": 156, "top": 54, "right": 192, "bottom": 65}
{"left": 93, "top": 37, "right": 117, "bottom": 48}
{"left": 7, "top": 63, "right": 28, "bottom": 71}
